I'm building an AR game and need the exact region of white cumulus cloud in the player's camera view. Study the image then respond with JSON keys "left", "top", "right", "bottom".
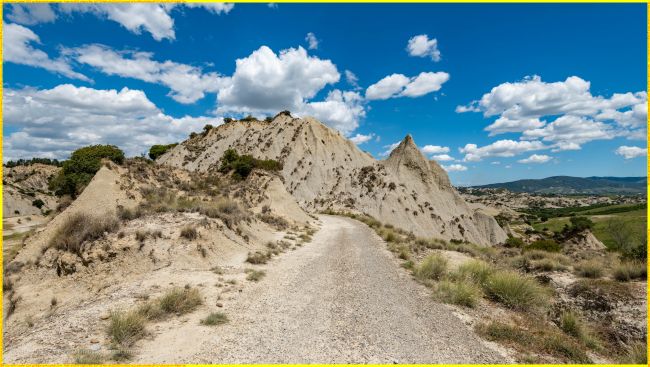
{"left": 59, "top": 3, "right": 234, "bottom": 41}
{"left": 6, "top": 4, "right": 57, "bottom": 25}
{"left": 69, "top": 44, "right": 229, "bottom": 104}
{"left": 442, "top": 164, "right": 467, "bottom": 172}
{"left": 349, "top": 133, "right": 375, "bottom": 145}
{"left": 518, "top": 154, "right": 552, "bottom": 164}
{"left": 406, "top": 34, "right": 441, "bottom": 61}
{"left": 420, "top": 145, "right": 450, "bottom": 154}
{"left": 3, "top": 84, "right": 219, "bottom": 160}
{"left": 457, "top": 75, "right": 647, "bottom": 149}
{"left": 217, "top": 45, "right": 340, "bottom": 114}
{"left": 298, "top": 90, "right": 365, "bottom": 135}
{"left": 365, "top": 72, "right": 449, "bottom": 100}
{"left": 3, "top": 23, "right": 89, "bottom": 81}
{"left": 432, "top": 154, "right": 454, "bottom": 161}
{"left": 460, "top": 140, "right": 546, "bottom": 162}
{"left": 615, "top": 146, "right": 647, "bottom": 159}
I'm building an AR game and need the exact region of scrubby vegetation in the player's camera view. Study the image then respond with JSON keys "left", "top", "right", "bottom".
{"left": 49, "top": 145, "right": 125, "bottom": 197}
{"left": 107, "top": 309, "right": 147, "bottom": 347}
{"left": 148, "top": 143, "right": 177, "bottom": 160}
{"left": 321, "top": 209, "right": 644, "bottom": 363}
{"left": 158, "top": 287, "right": 203, "bottom": 314}
{"left": 245, "top": 269, "right": 266, "bottom": 281}
{"left": 219, "top": 149, "right": 282, "bottom": 180}
{"left": 107, "top": 287, "right": 203, "bottom": 349}
{"left": 200, "top": 312, "right": 229, "bottom": 326}
{"left": 483, "top": 270, "right": 548, "bottom": 311}
{"left": 48, "top": 212, "right": 120, "bottom": 255}
{"left": 526, "top": 239, "right": 562, "bottom": 252}
{"left": 4, "top": 157, "right": 63, "bottom": 168}
{"left": 414, "top": 253, "right": 448, "bottom": 282}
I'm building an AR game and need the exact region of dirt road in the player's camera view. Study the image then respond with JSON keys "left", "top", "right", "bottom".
{"left": 137, "top": 215, "right": 504, "bottom": 363}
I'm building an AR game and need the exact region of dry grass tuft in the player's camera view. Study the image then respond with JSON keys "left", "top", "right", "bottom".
{"left": 49, "top": 212, "right": 119, "bottom": 255}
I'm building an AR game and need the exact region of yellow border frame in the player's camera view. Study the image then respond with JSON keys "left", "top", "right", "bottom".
{"left": 0, "top": 1, "right": 647, "bottom": 366}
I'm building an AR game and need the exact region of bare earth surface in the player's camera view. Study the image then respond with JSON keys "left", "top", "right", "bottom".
{"left": 135, "top": 215, "right": 505, "bottom": 363}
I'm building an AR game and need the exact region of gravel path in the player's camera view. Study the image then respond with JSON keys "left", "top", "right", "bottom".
{"left": 169, "top": 215, "right": 504, "bottom": 363}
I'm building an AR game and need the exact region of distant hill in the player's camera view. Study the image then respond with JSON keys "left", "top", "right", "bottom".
{"left": 472, "top": 176, "right": 647, "bottom": 195}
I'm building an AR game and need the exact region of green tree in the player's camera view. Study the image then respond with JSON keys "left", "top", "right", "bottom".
{"left": 49, "top": 145, "right": 125, "bottom": 197}
{"left": 148, "top": 143, "right": 178, "bottom": 160}
{"left": 569, "top": 216, "right": 594, "bottom": 232}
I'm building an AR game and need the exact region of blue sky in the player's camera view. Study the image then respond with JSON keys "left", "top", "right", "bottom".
{"left": 2, "top": 3, "right": 647, "bottom": 185}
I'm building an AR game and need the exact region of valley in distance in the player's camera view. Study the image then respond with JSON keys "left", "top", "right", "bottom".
{"left": 2, "top": 112, "right": 647, "bottom": 364}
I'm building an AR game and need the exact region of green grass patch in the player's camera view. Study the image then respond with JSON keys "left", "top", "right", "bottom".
{"left": 414, "top": 253, "right": 448, "bottom": 282}
{"left": 483, "top": 270, "right": 548, "bottom": 311}
{"left": 436, "top": 279, "right": 482, "bottom": 308}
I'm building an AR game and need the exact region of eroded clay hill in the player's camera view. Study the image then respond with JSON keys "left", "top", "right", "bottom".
{"left": 3, "top": 164, "right": 60, "bottom": 217}
{"left": 159, "top": 113, "right": 507, "bottom": 246}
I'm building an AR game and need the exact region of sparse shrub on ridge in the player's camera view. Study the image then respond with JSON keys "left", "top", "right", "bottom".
{"left": 219, "top": 149, "right": 282, "bottom": 180}
{"left": 148, "top": 143, "right": 177, "bottom": 160}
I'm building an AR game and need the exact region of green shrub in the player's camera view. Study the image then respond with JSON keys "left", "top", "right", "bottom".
{"left": 219, "top": 149, "right": 282, "bottom": 180}
{"left": 436, "top": 280, "right": 482, "bottom": 308}
{"left": 505, "top": 236, "right": 524, "bottom": 248}
{"left": 613, "top": 261, "right": 647, "bottom": 281}
{"left": 49, "top": 212, "right": 119, "bottom": 255}
{"left": 50, "top": 145, "right": 125, "bottom": 197}
{"left": 31, "top": 199, "right": 45, "bottom": 209}
{"left": 415, "top": 253, "right": 448, "bottom": 281}
{"left": 148, "top": 143, "right": 177, "bottom": 160}
{"left": 526, "top": 239, "right": 562, "bottom": 252}
{"left": 158, "top": 287, "right": 203, "bottom": 315}
{"left": 107, "top": 310, "right": 146, "bottom": 347}
{"left": 200, "top": 312, "right": 229, "bottom": 326}
{"left": 569, "top": 216, "right": 594, "bottom": 232}
{"left": 455, "top": 260, "right": 495, "bottom": 285}
{"left": 483, "top": 270, "right": 547, "bottom": 311}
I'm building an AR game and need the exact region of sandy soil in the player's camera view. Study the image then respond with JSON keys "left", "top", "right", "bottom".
{"left": 134, "top": 215, "right": 505, "bottom": 363}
